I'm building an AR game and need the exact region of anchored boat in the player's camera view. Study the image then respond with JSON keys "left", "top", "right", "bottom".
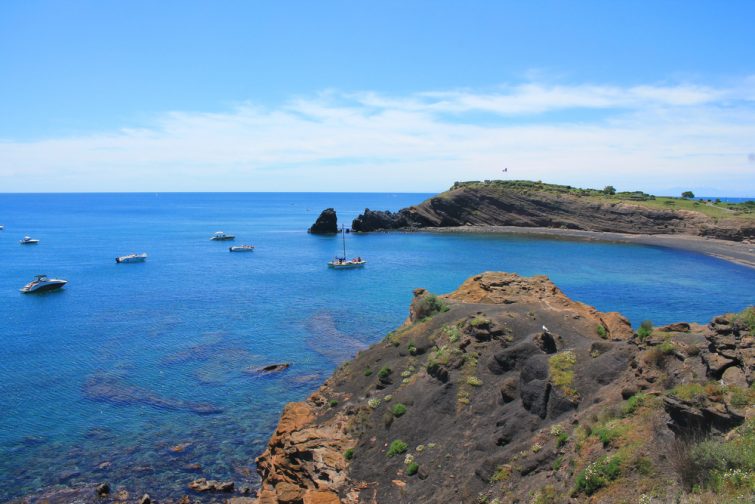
{"left": 20, "top": 275, "right": 67, "bottom": 293}
{"left": 116, "top": 253, "right": 148, "bottom": 263}
{"left": 20, "top": 236, "right": 39, "bottom": 244}
{"left": 210, "top": 231, "right": 235, "bottom": 241}
{"left": 229, "top": 245, "right": 255, "bottom": 252}
{"left": 328, "top": 227, "right": 366, "bottom": 269}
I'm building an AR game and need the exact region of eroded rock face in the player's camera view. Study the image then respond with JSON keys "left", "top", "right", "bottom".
{"left": 308, "top": 209, "right": 339, "bottom": 234}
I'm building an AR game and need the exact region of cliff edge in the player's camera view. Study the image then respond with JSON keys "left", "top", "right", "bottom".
{"left": 251, "top": 272, "right": 754, "bottom": 503}
{"left": 349, "top": 181, "right": 755, "bottom": 242}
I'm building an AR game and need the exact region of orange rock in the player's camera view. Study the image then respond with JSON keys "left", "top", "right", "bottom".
{"left": 303, "top": 489, "right": 341, "bottom": 504}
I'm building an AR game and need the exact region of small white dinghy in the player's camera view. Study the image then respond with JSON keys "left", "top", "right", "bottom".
{"left": 20, "top": 236, "right": 39, "bottom": 244}
{"left": 116, "top": 253, "right": 148, "bottom": 263}
{"left": 210, "top": 231, "right": 235, "bottom": 241}
{"left": 20, "top": 274, "right": 67, "bottom": 293}
{"left": 229, "top": 245, "right": 255, "bottom": 252}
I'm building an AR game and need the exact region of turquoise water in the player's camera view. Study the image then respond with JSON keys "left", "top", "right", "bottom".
{"left": 0, "top": 192, "right": 753, "bottom": 501}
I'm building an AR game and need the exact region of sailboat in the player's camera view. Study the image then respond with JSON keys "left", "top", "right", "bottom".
{"left": 328, "top": 226, "right": 366, "bottom": 269}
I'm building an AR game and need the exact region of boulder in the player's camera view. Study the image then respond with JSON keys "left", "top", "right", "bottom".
{"left": 309, "top": 208, "right": 338, "bottom": 234}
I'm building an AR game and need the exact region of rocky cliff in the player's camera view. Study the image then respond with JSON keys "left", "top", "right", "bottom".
{"left": 251, "top": 272, "right": 754, "bottom": 503}
{"left": 309, "top": 208, "right": 339, "bottom": 234}
{"left": 349, "top": 181, "right": 755, "bottom": 242}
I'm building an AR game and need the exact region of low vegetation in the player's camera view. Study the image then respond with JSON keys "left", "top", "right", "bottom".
{"left": 574, "top": 455, "right": 622, "bottom": 495}
{"left": 548, "top": 351, "right": 578, "bottom": 398}
{"left": 387, "top": 439, "right": 408, "bottom": 457}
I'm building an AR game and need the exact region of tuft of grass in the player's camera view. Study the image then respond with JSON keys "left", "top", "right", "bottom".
{"left": 596, "top": 324, "right": 607, "bottom": 339}
{"left": 549, "top": 351, "right": 578, "bottom": 398}
{"left": 733, "top": 306, "right": 755, "bottom": 331}
{"left": 467, "top": 376, "right": 483, "bottom": 387}
{"left": 415, "top": 293, "right": 450, "bottom": 321}
{"left": 574, "top": 455, "right": 622, "bottom": 495}
{"left": 391, "top": 403, "right": 407, "bottom": 417}
{"left": 637, "top": 320, "right": 653, "bottom": 341}
{"left": 377, "top": 366, "right": 392, "bottom": 379}
{"left": 406, "top": 462, "right": 419, "bottom": 476}
{"left": 364, "top": 368, "right": 373, "bottom": 377}
{"left": 329, "top": 399, "right": 338, "bottom": 408}
{"left": 368, "top": 398, "right": 381, "bottom": 409}
{"left": 344, "top": 448, "right": 354, "bottom": 460}
{"left": 592, "top": 424, "right": 624, "bottom": 447}
{"left": 670, "top": 383, "right": 707, "bottom": 406}
{"left": 387, "top": 439, "right": 408, "bottom": 457}
{"left": 470, "top": 316, "right": 490, "bottom": 327}
{"left": 442, "top": 324, "right": 462, "bottom": 343}
{"left": 621, "top": 393, "right": 647, "bottom": 416}
{"left": 658, "top": 339, "right": 675, "bottom": 355}
{"left": 491, "top": 464, "right": 512, "bottom": 482}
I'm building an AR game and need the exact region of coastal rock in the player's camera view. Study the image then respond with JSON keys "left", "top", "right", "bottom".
{"left": 249, "top": 273, "right": 754, "bottom": 503}
{"left": 349, "top": 181, "right": 754, "bottom": 242}
{"left": 245, "top": 363, "right": 291, "bottom": 375}
{"left": 188, "top": 478, "right": 235, "bottom": 492}
{"left": 308, "top": 208, "right": 338, "bottom": 234}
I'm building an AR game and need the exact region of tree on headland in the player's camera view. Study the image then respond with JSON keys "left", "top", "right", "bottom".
{"left": 681, "top": 191, "right": 695, "bottom": 199}
{"left": 603, "top": 185, "right": 616, "bottom": 195}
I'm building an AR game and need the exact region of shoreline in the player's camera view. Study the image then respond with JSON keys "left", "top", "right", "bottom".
{"left": 417, "top": 226, "right": 755, "bottom": 269}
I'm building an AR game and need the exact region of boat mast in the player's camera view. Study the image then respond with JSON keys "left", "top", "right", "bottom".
{"left": 342, "top": 226, "right": 347, "bottom": 258}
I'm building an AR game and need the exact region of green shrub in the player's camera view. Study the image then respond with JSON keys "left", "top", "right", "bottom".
{"left": 557, "top": 431, "right": 569, "bottom": 447}
{"left": 596, "top": 325, "right": 607, "bottom": 339}
{"left": 387, "top": 439, "right": 408, "bottom": 457}
{"left": 549, "top": 351, "right": 578, "bottom": 398}
{"left": 491, "top": 464, "right": 512, "bottom": 482}
{"left": 575, "top": 455, "right": 622, "bottom": 495}
{"left": 415, "top": 294, "right": 449, "bottom": 320}
{"left": 406, "top": 462, "right": 419, "bottom": 476}
{"left": 344, "top": 448, "right": 354, "bottom": 460}
{"left": 637, "top": 320, "right": 653, "bottom": 341}
{"left": 622, "top": 393, "right": 647, "bottom": 416}
{"left": 552, "top": 455, "right": 563, "bottom": 471}
{"left": 329, "top": 399, "right": 338, "bottom": 408}
{"left": 467, "top": 376, "right": 483, "bottom": 387}
{"left": 364, "top": 368, "right": 373, "bottom": 377}
{"left": 470, "top": 316, "right": 490, "bottom": 327}
{"left": 729, "top": 385, "right": 755, "bottom": 407}
{"left": 408, "top": 343, "right": 417, "bottom": 355}
{"left": 734, "top": 307, "right": 755, "bottom": 332}
{"left": 391, "top": 403, "right": 407, "bottom": 417}
{"left": 592, "top": 425, "right": 622, "bottom": 447}
{"left": 659, "top": 340, "right": 675, "bottom": 355}
{"left": 671, "top": 383, "right": 707, "bottom": 406}
{"left": 377, "top": 366, "right": 392, "bottom": 379}
{"left": 367, "top": 398, "right": 381, "bottom": 409}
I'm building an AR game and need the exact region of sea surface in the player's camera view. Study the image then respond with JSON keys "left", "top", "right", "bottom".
{"left": 0, "top": 192, "right": 754, "bottom": 501}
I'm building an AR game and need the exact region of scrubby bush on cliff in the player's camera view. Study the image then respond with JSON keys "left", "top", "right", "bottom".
{"left": 414, "top": 293, "right": 449, "bottom": 321}
{"left": 391, "top": 403, "right": 407, "bottom": 417}
{"left": 734, "top": 306, "right": 755, "bottom": 331}
{"left": 637, "top": 320, "right": 653, "bottom": 340}
{"left": 387, "top": 439, "right": 408, "bottom": 457}
{"left": 596, "top": 324, "right": 607, "bottom": 339}
{"left": 549, "top": 351, "right": 578, "bottom": 398}
{"left": 574, "top": 455, "right": 622, "bottom": 495}
{"left": 406, "top": 462, "right": 419, "bottom": 476}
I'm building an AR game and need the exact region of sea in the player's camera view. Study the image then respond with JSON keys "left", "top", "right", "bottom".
{"left": 0, "top": 192, "right": 754, "bottom": 501}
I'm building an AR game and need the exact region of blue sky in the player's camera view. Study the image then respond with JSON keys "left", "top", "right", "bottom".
{"left": 1, "top": 0, "right": 754, "bottom": 194}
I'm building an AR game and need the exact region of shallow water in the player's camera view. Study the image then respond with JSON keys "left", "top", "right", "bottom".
{"left": 0, "top": 192, "right": 753, "bottom": 501}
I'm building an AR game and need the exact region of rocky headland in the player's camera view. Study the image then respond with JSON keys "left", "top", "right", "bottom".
{"left": 308, "top": 209, "right": 339, "bottom": 235}
{"left": 250, "top": 272, "right": 754, "bottom": 503}
{"left": 349, "top": 180, "right": 755, "bottom": 243}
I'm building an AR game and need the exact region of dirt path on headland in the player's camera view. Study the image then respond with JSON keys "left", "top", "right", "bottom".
{"left": 423, "top": 226, "right": 755, "bottom": 269}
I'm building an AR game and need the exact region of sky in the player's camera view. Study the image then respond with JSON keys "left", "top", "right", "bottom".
{"left": 1, "top": 0, "right": 754, "bottom": 195}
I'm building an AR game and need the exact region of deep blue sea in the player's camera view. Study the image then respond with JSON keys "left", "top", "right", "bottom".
{"left": 1, "top": 192, "right": 754, "bottom": 501}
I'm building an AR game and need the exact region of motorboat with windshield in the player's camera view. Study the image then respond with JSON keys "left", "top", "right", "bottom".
{"left": 116, "top": 253, "right": 148, "bottom": 263}
{"left": 210, "top": 231, "right": 235, "bottom": 241}
{"left": 20, "top": 236, "right": 39, "bottom": 244}
{"left": 20, "top": 275, "right": 67, "bottom": 293}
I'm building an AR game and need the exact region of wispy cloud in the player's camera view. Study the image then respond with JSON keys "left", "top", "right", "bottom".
{"left": 2, "top": 79, "right": 754, "bottom": 194}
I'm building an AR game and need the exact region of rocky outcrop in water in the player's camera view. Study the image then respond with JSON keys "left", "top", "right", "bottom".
{"left": 349, "top": 181, "right": 755, "bottom": 242}
{"left": 250, "top": 272, "right": 754, "bottom": 503}
{"left": 308, "top": 208, "right": 339, "bottom": 234}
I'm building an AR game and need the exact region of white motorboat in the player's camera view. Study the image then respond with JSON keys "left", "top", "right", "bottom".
{"left": 20, "top": 274, "right": 67, "bottom": 293}
{"left": 229, "top": 245, "right": 255, "bottom": 252}
{"left": 0, "top": 225, "right": 4, "bottom": 230}
{"left": 116, "top": 253, "right": 148, "bottom": 263}
{"left": 327, "top": 227, "right": 366, "bottom": 269}
{"left": 20, "top": 236, "right": 39, "bottom": 244}
{"left": 210, "top": 231, "right": 235, "bottom": 241}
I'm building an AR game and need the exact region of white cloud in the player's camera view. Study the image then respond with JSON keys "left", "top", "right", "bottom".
{"left": 1, "top": 79, "right": 754, "bottom": 194}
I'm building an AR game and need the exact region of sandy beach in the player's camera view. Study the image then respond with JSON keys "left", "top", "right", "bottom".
{"left": 423, "top": 226, "right": 755, "bottom": 269}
